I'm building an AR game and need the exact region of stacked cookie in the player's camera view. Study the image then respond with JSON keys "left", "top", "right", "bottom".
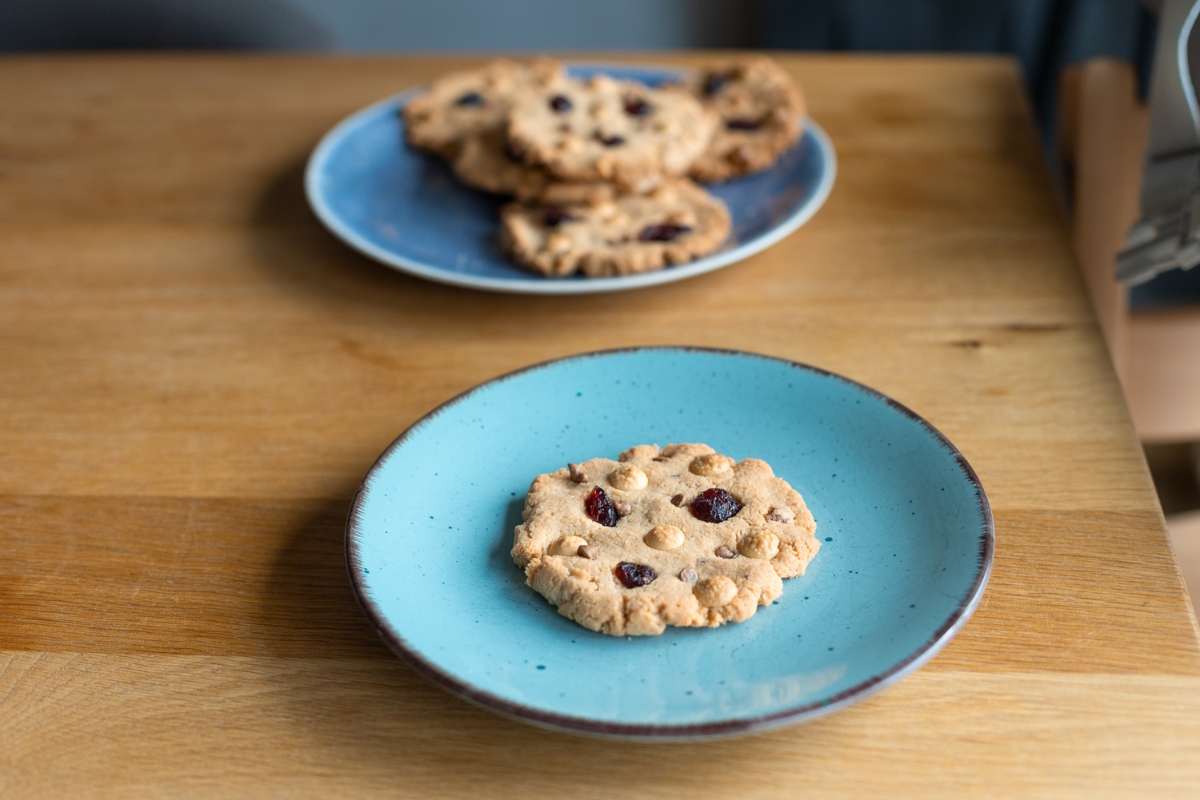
{"left": 403, "top": 57, "right": 805, "bottom": 278}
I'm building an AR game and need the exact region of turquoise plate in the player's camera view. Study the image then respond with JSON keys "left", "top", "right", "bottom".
{"left": 346, "top": 348, "right": 993, "bottom": 739}
{"left": 306, "top": 64, "right": 836, "bottom": 295}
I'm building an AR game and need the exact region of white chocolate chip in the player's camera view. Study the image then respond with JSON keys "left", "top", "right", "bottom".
{"left": 546, "top": 232, "right": 572, "bottom": 253}
{"left": 714, "top": 545, "right": 736, "bottom": 559}
{"left": 689, "top": 453, "right": 733, "bottom": 477}
{"left": 568, "top": 462, "right": 588, "bottom": 483}
{"left": 644, "top": 524, "right": 685, "bottom": 551}
{"left": 679, "top": 567, "right": 699, "bottom": 584}
{"left": 738, "top": 529, "right": 780, "bottom": 560}
{"left": 608, "top": 464, "right": 648, "bottom": 491}
{"left": 549, "top": 535, "right": 588, "bottom": 556}
{"left": 765, "top": 505, "right": 795, "bottom": 524}
{"left": 693, "top": 575, "right": 737, "bottom": 607}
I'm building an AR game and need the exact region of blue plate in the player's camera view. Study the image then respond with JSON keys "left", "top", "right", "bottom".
{"left": 346, "top": 348, "right": 994, "bottom": 739}
{"left": 306, "top": 64, "right": 836, "bottom": 294}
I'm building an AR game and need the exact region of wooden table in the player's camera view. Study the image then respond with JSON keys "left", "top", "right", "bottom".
{"left": 2, "top": 53, "right": 1199, "bottom": 797}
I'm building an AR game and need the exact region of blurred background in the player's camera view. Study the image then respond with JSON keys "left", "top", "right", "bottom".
{"left": 0, "top": 0, "right": 1158, "bottom": 146}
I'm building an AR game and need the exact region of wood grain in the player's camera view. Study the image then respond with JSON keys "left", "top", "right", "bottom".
{"left": 0, "top": 53, "right": 1198, "bottom": 796}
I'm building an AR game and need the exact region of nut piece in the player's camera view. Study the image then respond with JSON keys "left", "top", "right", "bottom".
{"left": 613, "top": 499, "right": 632, "bottom": 517}
{"left": 671, "top": 493, "right": 687, "bottom": 507}
{"left": 765, "top": 505, "right": 795, "bottom": 524}
{"left": 549, "top": 535, "right": 588, "bottom": 556}
{"left": 714, "top": 545, "right": 736, "bottom": 559}
{"left": 693, "top": 575, "right": 738, "bottom": 607}
{"left": 738, "top": 529, "right": 780, "bottom": 560}
{"left": 578, "top": 544, "right": 598, "bottom": 560}
{"left": 689, "top": 453, "right": 734, "bottom": 477}
{"left": 644, "top": 524, "right": 685, "bottom": 551}
{"left": 679, "top": 567, "right": 699, "bottom": 584}
{"left": 608, "top": 464, "right": 648, "bottom": 491}
{"left": 568, "top": 463, "right": 588, "bottom": 483}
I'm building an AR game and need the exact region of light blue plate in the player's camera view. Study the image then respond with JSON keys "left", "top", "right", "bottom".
{"left": 306, "top": 64, "right": 836, "bottom": 294}
{"left": 346, "top": 348, "right": 994, "bottom": 740}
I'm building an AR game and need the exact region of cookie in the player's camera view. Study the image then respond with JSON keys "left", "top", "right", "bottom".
{"left": 499, "top": 179, "right": 731, "bottom": 278}
{"left": 511, "top": 443, "right": 820, "bottom": 636}
{"left": 687, "top": 58, "right": 805, "bottom": 183}
{"left": 402, "top": 58, "right": 564, "bottom": 159}
{"left": 452, "top": 127, "right": 626, "bottom": 205}
{"left": 506, "top": 74, "right": 717, "bottom": 188}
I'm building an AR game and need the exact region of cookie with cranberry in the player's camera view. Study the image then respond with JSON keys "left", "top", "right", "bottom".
{"left": 402, "top": 58, "right": 564, "bottom": 159}
{"left": 452, "top": 127, "right": 629, "bottom": 205}
{"left": 511, "top": 443, "right": 820, "bottom": 636}
{"left": 687, "top": 57, "right": 805, "bottom": 183}
{"left": 499, "top": 179, "right": 731, "bottom": 278}
{"left": 505, "top": 74, "right": 717, "bottom": 189}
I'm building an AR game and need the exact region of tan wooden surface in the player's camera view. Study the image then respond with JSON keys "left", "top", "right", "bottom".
{"left": 2, "top": 53, "right": 1199, "bottom": 797}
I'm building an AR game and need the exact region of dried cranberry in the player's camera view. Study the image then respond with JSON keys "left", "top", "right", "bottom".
{"left": 549, "top": 95, "right": 573, "bottom": 113}
{"left": 702, "top": 72, "right": 732, "bottom": 96}
{"left": 456, "top": 91, "right": 484, "bottom": 106}
{"left": 542, "top": 208, "right": 574, "bottom": 227}
{"left": 503, "top": 142, "right": 524, "bottom": 163}
{"left": 584, "top": 486, "right": 618, "bottom": 527}
{"left": 623, "top": 96, "right": 651, "bottom": 116}
{"left": 615, "top": 562, "right": 657, "bottom": 588}
{"left": 691, "top": 488, "right": 742, "bottom": 523}
{"left": 596, "top": 133, "right": 626, "bottom": 147}
{"left": 638, "top": 223, "right": 692, "bottom": 242}
{"left": 726, "top": 118, "right": 762, "bottom": 131}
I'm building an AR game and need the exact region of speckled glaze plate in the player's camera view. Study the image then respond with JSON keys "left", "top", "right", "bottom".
{"left": 346, "top": 348, "right": 993, "bottom": 740}
{"left": 305, "top": 64, "right": 835, "bottom": 294}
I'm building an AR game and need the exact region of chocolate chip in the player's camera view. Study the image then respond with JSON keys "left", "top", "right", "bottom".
{"left": 549, "top": 94, "right": 573, "bottom": 113}
{"left": 679, "top": 567, "right": 699, "bottom": 584}
{"left": 652, "top": 456, "right": 670, "bottom": 462}
{"left": 671, "top": 494, "right": 686, "bottom": 507}
{"left": 568, "top": 462, "right": 588, "bottom": 483}
{"left": 613, "top": 500, "right": 632, "bottom": 517}
{"left": 715, "top": 545, "right": 736, "bottom": 559}
{"left": 596, "top": 132, "right": 626, "bottom": 147}
{"left": 578, "top": 545, "right": 598, "bottom": 560}
{"left": 456, "top": 91, "right": 484, "bottom": 106}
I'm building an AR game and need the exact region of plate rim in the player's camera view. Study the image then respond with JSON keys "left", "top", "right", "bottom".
{"left": 344, "top": 346, "right": 996, "bottom": 740}
{"left": 304, "top": 64, "right": 837, "bottom": 295}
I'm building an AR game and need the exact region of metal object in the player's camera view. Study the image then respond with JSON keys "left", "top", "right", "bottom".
{"left": 1117, "top": 0, "right": 1200, "bottom": 285}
